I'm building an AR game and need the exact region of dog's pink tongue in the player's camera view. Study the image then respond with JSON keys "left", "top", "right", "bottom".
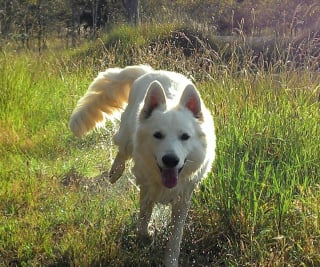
{"left": 161, "top": 168, "right": 178, "bottom": 188}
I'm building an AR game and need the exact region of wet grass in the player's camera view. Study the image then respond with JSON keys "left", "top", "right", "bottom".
{"left": 1, "top": 23, "right": 320, "bottom": 266}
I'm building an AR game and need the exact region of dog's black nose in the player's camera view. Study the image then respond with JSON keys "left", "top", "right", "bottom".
{"left": 162, "top": 154, "right": 179, "bottom": 168}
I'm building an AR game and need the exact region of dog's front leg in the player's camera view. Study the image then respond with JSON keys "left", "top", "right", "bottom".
{"left": 137, "top": 187, "right": 154, "bottom": 238}
{"left": 164, "top": 195, "right": 192, "bottom": 267}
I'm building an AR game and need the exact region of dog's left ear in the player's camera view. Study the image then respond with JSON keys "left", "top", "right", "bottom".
{"left": 141, "top": 80, "right": 167, "bottom": 119}
{"left": 180, "top": 84, "right": 203, "bottom": 121}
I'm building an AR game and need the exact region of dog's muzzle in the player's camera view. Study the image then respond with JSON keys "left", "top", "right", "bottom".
{"left": 157, "top": 154, "right": 185, "bottom": 189}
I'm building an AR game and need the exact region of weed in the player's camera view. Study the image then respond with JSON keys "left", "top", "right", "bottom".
{"left": 0, "top": 23, "right": 320, "bottom": 266}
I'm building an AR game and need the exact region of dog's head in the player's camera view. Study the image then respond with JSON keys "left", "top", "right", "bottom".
{"left": 134, "top": 81, "right": 208, "bottom": 189}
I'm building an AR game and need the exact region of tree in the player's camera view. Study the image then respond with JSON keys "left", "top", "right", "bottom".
{"left": 123, "top": 0, "right": 140, "bottom": 25}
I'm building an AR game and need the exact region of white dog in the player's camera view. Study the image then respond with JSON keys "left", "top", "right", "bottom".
{"left": 69, "top": 65, "right": 216, "bottom": 267}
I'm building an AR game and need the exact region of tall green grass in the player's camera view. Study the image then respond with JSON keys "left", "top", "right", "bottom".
{"left": 197, "top": 73, "right": 320, "bottom": 265}
{"left": 0, "top": 23, "right": 320, "bottom": 266}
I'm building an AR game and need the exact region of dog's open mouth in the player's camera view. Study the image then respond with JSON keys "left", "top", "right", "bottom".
{"left": 158, "top": 166, "right": 183, "bottom": 189}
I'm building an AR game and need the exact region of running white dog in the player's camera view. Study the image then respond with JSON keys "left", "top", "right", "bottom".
{"left": 69, "top": 65, "right": 216, "bottom": 267}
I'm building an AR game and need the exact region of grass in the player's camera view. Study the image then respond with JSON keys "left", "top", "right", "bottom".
{"left": 1, "top": 23, "right": 320, "bottom": 266}
{"left": 201, "top": 74, "right": 320, "bottom": 265}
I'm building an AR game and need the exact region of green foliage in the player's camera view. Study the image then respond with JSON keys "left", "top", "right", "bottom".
{"left": 106, "top": 23, "right": 177, "bottom": 48}
{"left": 196, "top": 74, "right": 320, "bottom": 264}
{"left": 0, "top": 22, "right": 320, "bottom": 266}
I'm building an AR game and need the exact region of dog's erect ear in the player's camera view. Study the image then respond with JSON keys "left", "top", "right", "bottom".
{"left": 180, "top": 84, "right": 203, "bottom": 120}
{"left": 141, "top": 81, "right": 167, "bottom": 119}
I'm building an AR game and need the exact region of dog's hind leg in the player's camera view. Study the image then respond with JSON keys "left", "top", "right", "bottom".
{"left": 108, "top": 152, "right": 128, "bottom": 183}
{"left": 108, "top": 127, "right": 132, "bottom": 183}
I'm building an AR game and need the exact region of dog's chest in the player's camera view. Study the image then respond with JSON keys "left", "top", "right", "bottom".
{"left": 144, "top": 182, "right": 192, "bottom": 205}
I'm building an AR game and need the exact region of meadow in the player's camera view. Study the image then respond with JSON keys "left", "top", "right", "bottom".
{"left": 1, "top": 23, "right": 320, "bottom": 266}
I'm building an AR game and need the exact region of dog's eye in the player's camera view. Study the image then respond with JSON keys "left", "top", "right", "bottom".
{"left": 180, "top": 133, "right": 190, "bottom": 141}
{"left": 153, "top": 131, "right": 164, "bottom": 139}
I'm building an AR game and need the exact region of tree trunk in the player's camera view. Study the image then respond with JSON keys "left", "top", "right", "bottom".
{"left": 123, "top": 0, "right": 139, "bottom": 25}
{"left": 92, "top": 0, "right": 99, "bottom": 38}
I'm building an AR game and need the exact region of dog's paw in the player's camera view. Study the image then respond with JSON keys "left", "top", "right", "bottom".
{"left": 108, "top": 167, "right": 123, "bottom": 183}
{"left": 95, "top": 170, "right": 121, "bottom": 185}
{"left": 109, "top": 153, "right": 126, "bottom": 183}
{"left": 163, "top": 250, "right": 179, "bottom": 267}
{"left": 136, "top": 231, "right": 153, "bottom": 246}
{"left": 163, "top": 258, "right": 179, "bottom": 267}
{"left": 136, "top": 223, "right": 156, "bottom": 244}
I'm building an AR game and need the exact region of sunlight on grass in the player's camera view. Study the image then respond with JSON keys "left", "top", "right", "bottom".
{"left": 1, "top": 23, "right": 320, "bottom": 266}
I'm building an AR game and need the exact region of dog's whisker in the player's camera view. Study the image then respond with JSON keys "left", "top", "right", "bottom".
{"left": 185, "top": 159, "right": 196, "bottom": 164}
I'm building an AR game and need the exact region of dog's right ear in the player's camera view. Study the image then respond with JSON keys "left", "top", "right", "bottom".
{"left": 140, "top": 81, "right": 167, "bottom": 119}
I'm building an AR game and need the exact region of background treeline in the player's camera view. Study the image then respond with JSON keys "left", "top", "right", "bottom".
{"left": 1, "top": 0, "right": 319, "bottom": 51}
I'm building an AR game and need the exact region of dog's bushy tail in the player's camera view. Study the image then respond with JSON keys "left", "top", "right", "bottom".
{"left": 69, "top": 65, "right": 152, "bottom": 137}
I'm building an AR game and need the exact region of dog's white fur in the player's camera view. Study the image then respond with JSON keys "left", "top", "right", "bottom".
{"left": 69, "top": 65, "right": 216, "bottom": 267}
